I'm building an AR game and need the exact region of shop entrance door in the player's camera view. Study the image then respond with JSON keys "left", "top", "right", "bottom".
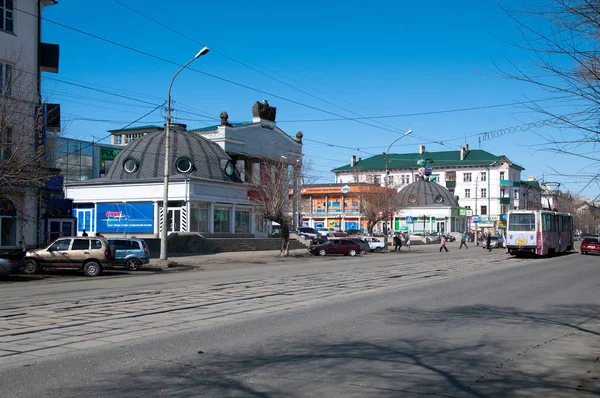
{"left": 167, "top": 209, "right": 182, "bottom": 232}
{"left": 437, "top": 221, "right": 446, "bottom": 234}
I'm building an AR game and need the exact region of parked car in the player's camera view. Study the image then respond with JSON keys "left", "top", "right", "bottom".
{"left": 316, "top": 228, "right": 335, "bottom": 237}
{"left": 361, "top": 236, "right": 386, "bottom": 252}
{"left": 310, "top": 239, "right": 361, "bottom": 256}
{"left": 425, "top": 233, "right": 441, "bottom": 243}
{"left": 297, "top": 227, "right": 318, "bottom": 239}
{"left": 482, "top": 235, "right": 505, "bottom": 249}
{"left": 345, "top": 229, "right": 363, "bottom": 236}
{"left": 346, "top": 238, "right": 370, "bottom": 255}
{"left": 106, "top": 238, "right": 150, "bottom": 271}
{"left": 24, "top": 237, "right": 114, "bottom": 277}
{"left": 439, "top": 233, "right": 456, "bottom": 242}
{"left": 580, "top": 237, "right": 600, "bottom": 255}
{"left": 332, "top": 230, "right": 348, "bottom": 237}
{"left": 0, "top": 250, "right": 25, "bottom": 276}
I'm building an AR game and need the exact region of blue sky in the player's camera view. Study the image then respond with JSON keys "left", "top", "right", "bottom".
{"left": 38, "top": 0, "right": 597, "bottom": 199}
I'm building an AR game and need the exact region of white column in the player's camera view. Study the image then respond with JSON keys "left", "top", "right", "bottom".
{"left": 252, "top": 163, "right": 261, "bottom": 184}
{"left": 236, "top": 160, "right": 246, "bottom": 183}
{"left": 231, "top": 204, "right": 236, "bottom": 233}
{"left": 208, "top": 202, "right": 215, "bottom": 233}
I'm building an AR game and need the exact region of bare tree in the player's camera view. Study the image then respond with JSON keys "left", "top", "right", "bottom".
{"left": 248, "top": 158, "right": 297, "bottom": 257}
{"left": 499, "top": 1, "right": 600, "bottom": 192}
{"left": 359, "top": 184, "right": 407, "bottom": 249}
{"left": 0, "top": 51, "right": 57, "bottom": 219}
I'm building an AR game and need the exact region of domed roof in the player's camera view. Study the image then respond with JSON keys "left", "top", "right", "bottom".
{"left": 105, "top": 125, "right": 238, "bottom": 182}
{"left": 398, "top": 179, "right": 459, "bottom": 208}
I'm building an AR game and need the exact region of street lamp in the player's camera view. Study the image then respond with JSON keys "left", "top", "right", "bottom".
{"left": 382, "top": 129, "right": 413, "bottom": 249}
{"left": 160, "top": 47, "right": 210, "bottom": 261}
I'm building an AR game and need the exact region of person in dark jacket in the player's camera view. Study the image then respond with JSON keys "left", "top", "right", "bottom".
{"left": 82, "top": 229, "right": 88, "bottom": 237}
{"left": 486, "top": 233, "right": 492, "bottom": 252}
{"left": 459, "top": 231, "right": 468, "bottom": 249}
{"left": 393, "top": 235, "right": 402, "bottom": 251}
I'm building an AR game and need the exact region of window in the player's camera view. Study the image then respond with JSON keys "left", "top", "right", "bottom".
{"left": 514, "top": 189, "right": 519, "bottom": 199}
{"left": 500, "top": 188, "right": 505, "bottom": 197}
{"left": 235, "top": 209, "right": 250, "bottom": 233}
{"left": 481, "top": 172, "right": 487, "bottom": 182}
{"left": 481, "top": 205, "right": 487, "bottom": 215}
{"left": 125, "top": 133, "right": 145, "bottom": 144}
{"left": 500, "top": 171, "right": 505, "bottom": 180}
{"left": 464, "top": 173, "right": 472, "bottom": 182}
{"left": 431, "top": 174, "right": 440, "bottom": 182}
{"left": 123, "top": 158, "right": 138, "bottom": 173}
{"left": 445, "top": 172, "right": 456, "bottom": 182}
{"left": 465, "top": 206, "right": 471, "bottom": 210}
{"left": 401, "top": 174, "right": 410, "bottom": 185}
{"left": 372, "top": 175, "right": 381, "bottom": 185}
{"left": 0, "top": 63, "right": 12, "bottom": 96}
{"left": 509, "top": 213, "right": 535, "bottom": 231}
{"left": 0, "top": 126, "right": 11, "bottom": 160}
{"left": 49, "top": 239, "right": 71, "bottom": 251}
{"left": 214, "top": 206, "right": 231, "bottom": 233}
{"left": 190, "top": 202, "right": 209, "bottom": 233}
{"left": 176, "top": 157, "right": 193, "bottom": 173}
{"left": 481, "top": 188, "right": 487, "bottom": 198}
{"left": 0, "top": 0, "right": 14, "bottom": 33}
{"left": 464, "top": 189, "right": 471, "bottom": 198}
{"left": 72, "top": 239, "right": 90, "bottom": 250}
{"left": 387, "top": 175, "right": 394, "bottom": 185}
{"left": 114, "top": 135, "right": 122, "bottom": 145}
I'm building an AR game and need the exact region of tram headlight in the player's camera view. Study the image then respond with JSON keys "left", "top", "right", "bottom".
{"left": 509, "top": 235, "right": 513, "bottom": 239}
{"left": 530, "top": 235, "right": 534, "bottom": 240}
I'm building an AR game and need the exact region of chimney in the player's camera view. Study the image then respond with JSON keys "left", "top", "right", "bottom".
{"left": 357, "top": 157, "right": 362, "bottom": 163}
{"left": 350, "top": 155, "right": 356, "bottom": 167}
{"left": 528, "top": 176, "right": 535, "bottom": 181}
{"left": 460, "top": 145, "right": 466, "bottom": 161}
{"left": 419, "top": 145, "right": 426, "bottom": 155}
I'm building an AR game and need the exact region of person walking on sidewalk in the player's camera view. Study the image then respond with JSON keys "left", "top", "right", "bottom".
{"left": 439, "top": 235, "right": 449, "bottom": 252}
{"left": 393, "top": 235, "right": 402, "bottom": 251}
{"left": 459, "top": 231, "right": 468, "bottom": 249}
{"left": 404, "top": 232, "right": 411, "bottom": 251}
{"left": 486, "top": 233, "right": 492, "bottom": 252}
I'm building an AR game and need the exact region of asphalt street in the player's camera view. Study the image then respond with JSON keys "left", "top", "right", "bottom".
{"left": 0, "top": 244, "right": 598, "bottom": 397}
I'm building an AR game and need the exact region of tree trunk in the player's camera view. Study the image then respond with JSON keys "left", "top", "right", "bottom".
{"left": 383, "top": 222, "right": 389, "bottom": 250}
{"left": 280, "top": 221, "right": 290, "bottom": 257}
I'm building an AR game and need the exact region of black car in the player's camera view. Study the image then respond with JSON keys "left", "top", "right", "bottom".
{"left": 346, "top": 238, "right": 370, "bottom": 254}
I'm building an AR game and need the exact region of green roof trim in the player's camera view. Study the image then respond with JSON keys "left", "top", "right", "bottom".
{"left": 332, "top": 149, "right": 524, "bottom": 172}
{"left": 521, "top": 180, "right": 541, "bottom": 189}
{"left": 108, "top": 125, "right": 163, "bottom": 133}
{"left": 189, "top": 122, "right": 253, "bottom": 132}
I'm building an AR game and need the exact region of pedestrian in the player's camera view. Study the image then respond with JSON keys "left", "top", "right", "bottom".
{"left": 476, "top": 231, "right": 481, "bottom": 246}
{"left": 404, "top": 232, "right": 411, "bottom": 251}
{"left": 394, "top": 235, "right": 402, "bottom": 251}
{"left": 82, "top": 229, "right": 88, "bottom": 237}
{"left": 459, "top": 231, "right": 468, "bottom": 249}
{"left": 439, "top": 235, "right": 448, "bottom": 252}
{"left": 486, "top": 233, "right": 492, "bottom": 252}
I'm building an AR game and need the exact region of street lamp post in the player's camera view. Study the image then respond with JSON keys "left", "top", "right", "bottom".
{"left": 160, "top": 47, "right": 210, "bottom": 261}
{"left": 383, "top": 129, "right": 413, "bottom": 249}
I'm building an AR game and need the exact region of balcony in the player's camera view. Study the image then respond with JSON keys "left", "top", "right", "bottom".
{"left": 500, "top": 180, "right": 510, "bottom": 186}
{"left": 445, "top": 181, "right": 456, "bottom": 189}
{"left": 500, "top": 198, "right": 511, "bottom": 205}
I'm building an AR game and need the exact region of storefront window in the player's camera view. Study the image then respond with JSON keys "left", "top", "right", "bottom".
{"left": 190, "top": 202, "right": 209, "bottom": 233}
{"left": 0, "top": 217, "right": 17, "bottom": 247}
{"left": 235, "top": 209, "right": 250, "bottom": 233}
{"left": 214, "top": 206, "right": 231, "bottom": 233}
{"left": 254, "top": 214, "right": 265, "bottom": 233}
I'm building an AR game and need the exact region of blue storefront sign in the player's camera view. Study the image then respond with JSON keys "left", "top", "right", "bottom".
{"left": 96, "top": 203, "right": 154, "bottom": 233}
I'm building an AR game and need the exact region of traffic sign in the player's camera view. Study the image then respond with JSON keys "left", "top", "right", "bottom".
{"left": 473, "top": 215, "right": 479, "bottom": 223}
{"left": 405, "top": 216, "right": 413, "bottom": 224}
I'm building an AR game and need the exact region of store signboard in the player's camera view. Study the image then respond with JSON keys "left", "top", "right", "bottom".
{"left": 96, "top": 203, "right": 154, "bottom": 233}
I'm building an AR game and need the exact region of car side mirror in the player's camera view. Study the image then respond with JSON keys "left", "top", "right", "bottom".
{"left": 48, "top": 247, "right": 55, "bottom": 252}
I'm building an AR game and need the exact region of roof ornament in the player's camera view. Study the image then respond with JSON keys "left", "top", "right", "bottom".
{"left": 252, "top": 100, "right": 277, "bottom": 122}
{"left": 417, "top": 158, "right": 436, "bottom": 182}
{"left": 219, "top": 111, "right": 233, "bottom": 127}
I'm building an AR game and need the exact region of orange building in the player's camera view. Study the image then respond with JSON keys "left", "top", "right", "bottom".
{"left": 295, "top": 183, "right": 387, "bottom": 232}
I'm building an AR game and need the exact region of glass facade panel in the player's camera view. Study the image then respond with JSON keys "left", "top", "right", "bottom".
{"left": 190, "top": 202, "right": 209, "bottom": 233}
{"left": 0, "top": 217, "right": 17, "bottom": 247}
{"left": 214, "top": 206, "right": 231, "bottom": 233}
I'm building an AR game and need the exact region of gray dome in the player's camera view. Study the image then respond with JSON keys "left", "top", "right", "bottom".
{"left": 105, "top": 125, "right": 238, "bottom": 182}
{"left": 398, "top": 179, "right": 459, "bottom": 207}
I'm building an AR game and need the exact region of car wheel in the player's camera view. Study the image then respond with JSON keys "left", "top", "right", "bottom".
{"left": 23, "top": 259, "right": 39, "bottom": 275}
{"left": 126, "top": 258, "right": 142, "bottom": 271}
{"left": 349, "top": 249, "right": 357, "bottom": 257}
{"left": 361, "top": 250, "right": 367, "bottom": 255}
{"left": 83, "top": 261, "right": 102, "bottom": 277}
{"left": 318, "top": 249, "right": 327, "bottom": 256}
{"left": 375, "top": 247, "right": 382, "bottom": 253}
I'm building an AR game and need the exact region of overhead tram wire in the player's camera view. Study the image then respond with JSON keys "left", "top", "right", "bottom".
{"left": 15, "top": 8, "right": 441, "bottom": 140}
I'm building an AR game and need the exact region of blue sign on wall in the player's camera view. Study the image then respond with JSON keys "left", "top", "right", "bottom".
{"left": 96, "top": 203, "right": 154, "bottom": 233}
{"left": 405, "top": 216, "right": 414, "bottom": 224}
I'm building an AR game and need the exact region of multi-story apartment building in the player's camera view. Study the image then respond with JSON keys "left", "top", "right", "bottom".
{"left": 0, "top": 0, "right": 61, "bottom": 248}
{"left": 333, "top": 144, "right": 540, "bottom": 233}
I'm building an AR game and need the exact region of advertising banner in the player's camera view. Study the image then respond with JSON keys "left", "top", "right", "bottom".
{"left": 99, "top": 147, "right": 122, "bottom": 178}
{"left": 96, "top": 203, "right": 154, "bottom": 233}
{"left": 34, "top": 105, "right": 47, "bottom": 158}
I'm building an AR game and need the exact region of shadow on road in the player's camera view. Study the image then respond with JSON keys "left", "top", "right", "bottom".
{"left": 56, "top": 304, "right": 599, "bottom": 397}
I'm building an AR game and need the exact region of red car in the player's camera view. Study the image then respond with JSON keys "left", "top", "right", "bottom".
{"left": 310, "top": 239, "right": 361, "bottom": 256}
{"left": 581, "top": 237, "right": 600, "bottom": 255}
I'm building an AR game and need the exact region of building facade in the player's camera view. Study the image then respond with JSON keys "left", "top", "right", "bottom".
{"left": 0, "top": 0, "right": 61, "bottom": 249}
{"left": 333, "top": 145, "right": 540, "bottom": 234}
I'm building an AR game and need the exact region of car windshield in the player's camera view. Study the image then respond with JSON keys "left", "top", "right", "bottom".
{"left": 509, "top": 213, "right": 536, "bottom": 231}
{"left": 582, "top": 237, "right": 599, "bottom": 243}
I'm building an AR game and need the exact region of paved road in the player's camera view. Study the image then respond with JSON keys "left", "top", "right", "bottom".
{"left": 1, "top": 244, "right": 598, "bottom": 397}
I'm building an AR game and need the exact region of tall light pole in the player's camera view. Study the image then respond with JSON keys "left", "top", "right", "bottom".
{"left": 160, "top": 47, "right": 210, "bottom": 261}
{"left": 383, "top": 129, "right": 413, "bottom": 249}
